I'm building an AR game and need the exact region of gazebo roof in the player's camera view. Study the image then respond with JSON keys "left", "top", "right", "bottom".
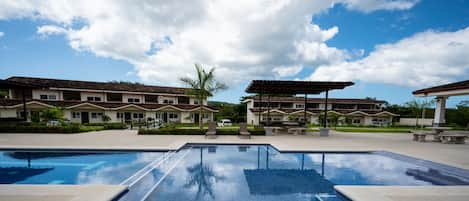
{"left": 245, "top": 80, "right": 354, "bottom": 94}
{"left": 413, "top": 79, "right": 469, "bottom": 97}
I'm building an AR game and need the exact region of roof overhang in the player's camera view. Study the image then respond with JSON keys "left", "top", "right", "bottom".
{"left": 112, "top": 104, "right": 149, "bottom": 111}
{"left": 7, "top": 101, "right": 54, "bottom": 109}
{"left": 66, "top": 102, "right": 107, "bottom": 110}
{"left": 289, "top": 110, "right": 315, "bottom": 115}
{"left": 372, "top": 111, "right": 399, "bottom": 116}
{"left": 261, "top": 109, "right": 287, "bottom": 114}
{"left": 245, "top": 80, "right": 354, "bottom": 94}
{"left": 413, "top": 80, "right": 469, "bottom": 97}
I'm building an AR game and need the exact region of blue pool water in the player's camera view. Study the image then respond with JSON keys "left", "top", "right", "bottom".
{"left": 0, "top": 151, "right": 164, "bottom": 184}
{"left": 2, "top": 145, "right": 469, "bottom": 201}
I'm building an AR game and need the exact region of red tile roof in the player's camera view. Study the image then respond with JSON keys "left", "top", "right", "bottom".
{"left": 7, "top": 76, "right": 191, "bottom": 94}
{"left": 247, "top": 96, "right": 386, "bottom": 104}
{"left": 0, "top": 99, "right": 218, "bottom": 111}
{"left": 413, "top": 79, "right": 469, "bottom": 95}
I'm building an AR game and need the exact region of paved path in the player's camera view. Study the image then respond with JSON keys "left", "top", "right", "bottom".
{"left": 1, "top": 130, "right": 469, "bottom": 201}
{"left": 0, "top": 185, "right": 126, "bottom": 201}
{"left": 0, "top": 130, "right": 468, "bottom": 170}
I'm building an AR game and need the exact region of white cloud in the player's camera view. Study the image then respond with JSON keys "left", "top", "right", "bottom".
{"left": 0, "top": 0, "right": 419, "bottom": 86}
{"left": 343, "top": 0, "right": 419, "bottom": 13}
{"left": 273, "top": 65, "right": 303, "bottom": 78}
{"left": 37, "top": 25, "right": 67, "bottom": 36}
{"left": 308, "top": 27, "right": 469, "bottom": 87}
{"left": 0, "top": 31, "right": 4, "bottom": 38}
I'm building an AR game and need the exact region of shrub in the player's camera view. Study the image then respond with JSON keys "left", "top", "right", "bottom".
{"left": 83, "top": 123, "right": 127, "bottom": 129}
{"left": 103, "top": 123, "right": 127, "bottom": 129}
{"left": 0, "top": 124, "right": 80, "bottom": 133}
{"left": 138, "top": 128, "right": 265, "bottom": 135}
{"left": 40, "top": 107, "right": 64, "bottom": 122}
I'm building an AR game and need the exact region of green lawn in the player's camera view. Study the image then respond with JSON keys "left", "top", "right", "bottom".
{"left": 332, "top": 127, "right": 413, "bottom": 133}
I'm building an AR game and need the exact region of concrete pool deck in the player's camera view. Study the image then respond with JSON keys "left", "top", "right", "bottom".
{"left": 0, "top": 184, "right": 127, "bottom": 201}
{"left": 1, "top": 130, "right": 469, "bottom": 201}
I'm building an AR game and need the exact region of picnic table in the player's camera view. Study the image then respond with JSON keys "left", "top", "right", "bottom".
{"left": 411, "top": 130, "right": 438, "bottom": 142}
{"left": 428, "top": 126, "right": 452, "bottom": 134}
{"left": 264, "top": 127, "right": 283, "bottom": 136}
{"left": 440, "top": 133, "right": 467, "bottom": 144}
{"left": 287, "top": 127, "right": 308, "bottom": 135}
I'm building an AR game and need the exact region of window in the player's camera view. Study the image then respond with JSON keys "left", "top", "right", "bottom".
{"left": 178, "top": 96, "right": 190, "bottom": 104}
{"left": 133, "top": 113, "right": 138, "bottom": 118}
{"left": 116, "top": 112, "right": 123, "bottom": 119}
{"left": 63, "top": 91, "right": 81, "bottom": 101}
{"left": 203, "top": 113, "right": 209, "bottom": 118}
{"left": 87, "top": 97, "right": 101, "bottom": 102}
{"left": 138, "top": 113, "right": 144, "bottom": 118}
{"left": 128, "top": 98, "right": 140, "bottom": 103}
{"left": 169, "top": 113, "right": 178, "bottom": 119}
{"left": 144, "top": 95, "right": 158, "bottom": 103}
{"left": 193, "top": 100, "right": 200, "bottom": 105}
{"left": 107, "top": 93, "right": 123, "bottom": 102}
{"left": 295, "top": 104, "right": 304, "bottom": 109}
{"left": 72, "top": 112, "right": 81, "bottom": 119}
{"left": 352, "top": 119, "right": 361, "bottom": 124}
{"left": 163, "top": 99, "right": 174, "bottom": 104}
{"left": 91, "top": 112, "right": 103, "bottom": 119}
{"left": 40, "top": 94, "right": 57, "bottom": 100}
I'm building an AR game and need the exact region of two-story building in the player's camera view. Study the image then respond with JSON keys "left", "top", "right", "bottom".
{"left": 244, "top": 96, "right": 398, "bottom": 126}
{"left": 0, "top": 76, "right": 217, "bottom": 124}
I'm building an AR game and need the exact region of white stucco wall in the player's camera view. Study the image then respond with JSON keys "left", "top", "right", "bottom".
{"left": 122, "top": 94, "right": 144, "bottom": 103}
{"left": 32, "top": 89, "right": 61, "bottom": 100}
{"left": 398, "top": 118, "right": 433, "bottom": 126}
{"left": 0, "top": 109, "right": 17, "bottom": 118}
{"left": 158, "top": 96, "right": 178, "bottom": 104}
{"left": 81, "top": 92, "right": 105, "bottom": 102}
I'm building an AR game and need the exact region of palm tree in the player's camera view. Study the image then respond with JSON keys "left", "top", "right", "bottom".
{"left": 405, "top": 99, "right": 435, "bottom": 129}
{"left": 180, "top": 64, "right": 227, "bottom": 129}
{"left": 184, "top": 147, "right": 225, "bottom": 201}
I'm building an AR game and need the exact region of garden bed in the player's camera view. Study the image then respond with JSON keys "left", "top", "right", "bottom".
{"left": 0, "top": 123, "right": 127, "bottom": 133}
{"left": 138, "top": 127, "right": 265, "bottom": 135}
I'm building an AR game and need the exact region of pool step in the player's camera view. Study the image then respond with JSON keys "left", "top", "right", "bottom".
{"left": 118, "top": 148, "right": 191, "bottom": 201}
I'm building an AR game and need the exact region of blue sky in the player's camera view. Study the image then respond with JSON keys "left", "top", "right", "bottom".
{"left": 0, "top": 0, "right": 468, "bottom": 107}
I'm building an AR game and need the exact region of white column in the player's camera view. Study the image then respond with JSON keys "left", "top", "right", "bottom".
{"left": 434, "top": 96, "right": 447, "bottom": 126}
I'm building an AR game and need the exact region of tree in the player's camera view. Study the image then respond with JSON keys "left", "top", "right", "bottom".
{"left": 405, "top": 99, "right": 435, "bottom": 129}
{"left": 0, "top": 89, "right": 8, "bottom": 99}
{"left": 102, "top": 114, "right": 111, "bottom": 122}
{"left": 454, "top": 101, "right": 469, "bottom": 129}
{"left": 40, "top": 107, "right": 64, "bottom": 122}
{"left": 180, "top": 64, "right": 227, "bottom": 129}
{"left": 184, "top": 147, "right": 225, "bottom": 200}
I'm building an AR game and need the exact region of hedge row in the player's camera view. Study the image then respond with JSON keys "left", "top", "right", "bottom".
{"left": 138, "top": 128, "right": 265, "bottom": 135}
{"left": 0, "top": 125, "right": 81, "bottom": 133}
{"left": 0, "top": 123, "right": 127, "bottom": 133}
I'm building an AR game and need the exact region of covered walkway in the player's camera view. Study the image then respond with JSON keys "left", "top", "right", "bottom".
{"left": 413, "top": 80, "right": 469, "bottom": 126}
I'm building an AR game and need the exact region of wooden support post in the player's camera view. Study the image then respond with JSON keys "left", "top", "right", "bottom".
{"left": 304, "top": 93, "right": 307, "bottom": 126}
{"left": 323, "top": 90, "right": 329, "bottom": 128}
{"left": 22, "top": 89, "right": 27, "bottom": 121}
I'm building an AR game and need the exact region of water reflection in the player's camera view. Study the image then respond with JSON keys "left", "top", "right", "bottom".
{"left": 0, "top": 151, "right": 163, "bottom": 184}
{"left": 148, "top": 145, "right": 469, "bottom": 201}
{"left": 184, "top": 147, "right": 225, "bottom": 201}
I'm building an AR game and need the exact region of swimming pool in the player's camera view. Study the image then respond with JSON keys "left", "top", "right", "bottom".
{"left": 2, "top": 145, "right": 469, "bottom": 201}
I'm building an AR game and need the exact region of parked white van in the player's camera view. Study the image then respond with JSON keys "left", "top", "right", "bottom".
{"left": 217, "top": 119, "right": 232, "bottom": 127}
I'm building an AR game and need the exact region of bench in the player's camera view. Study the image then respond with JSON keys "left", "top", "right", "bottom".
{"left": 440, "top": 134, "right": 467, "bottom": 144}
{"left": 288, "top": 127, "right": 308, "bottom": 135}
{"left": 412, "top": 131, "right": 438, "bottom": 142}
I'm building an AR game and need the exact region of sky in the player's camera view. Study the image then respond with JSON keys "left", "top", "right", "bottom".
{"left": 0, "top": 0, "right": 468, "bottom": 107}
